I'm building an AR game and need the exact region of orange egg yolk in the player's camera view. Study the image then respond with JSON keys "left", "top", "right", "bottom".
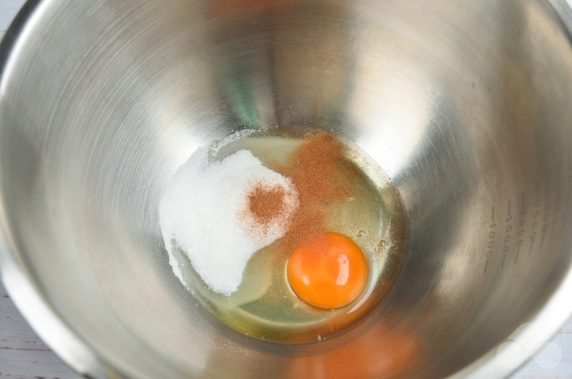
{"left": 287, "top": 232, "right": 368, "bottom": 309}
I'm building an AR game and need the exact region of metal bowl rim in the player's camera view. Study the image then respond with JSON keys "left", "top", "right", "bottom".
{"left": 1, "top": 0, "right": 571, "bottom": 378}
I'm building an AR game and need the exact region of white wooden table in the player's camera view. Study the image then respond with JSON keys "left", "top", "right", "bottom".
{"left": 1, "top": 1, "right": 572, "bottom": 378}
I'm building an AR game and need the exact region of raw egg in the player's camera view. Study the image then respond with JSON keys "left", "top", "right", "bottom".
{"left": 287, "top": 232, "right": 368, "bottom": 309}
{"left": 163, "top": 129, "right": 407, "bottom": 343}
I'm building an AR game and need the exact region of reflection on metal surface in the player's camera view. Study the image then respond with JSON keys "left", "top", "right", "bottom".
{"left": 1, "top": 0, "right": 572, "bottom": 378}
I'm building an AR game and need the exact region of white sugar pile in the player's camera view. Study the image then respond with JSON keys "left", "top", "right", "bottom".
{"left": 159, "top": 148, "right": 298, "bottom": 295}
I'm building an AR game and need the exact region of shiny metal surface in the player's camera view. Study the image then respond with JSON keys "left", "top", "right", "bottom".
{"left": 1, "top": 0, "right": 572, "bottom": 378}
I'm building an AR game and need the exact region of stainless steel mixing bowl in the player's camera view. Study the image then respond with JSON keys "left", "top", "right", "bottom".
{"left": 2, "top": 0, "right": 572, "bottom": 378}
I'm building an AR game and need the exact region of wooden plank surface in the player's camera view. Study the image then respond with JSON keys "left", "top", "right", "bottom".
{"left": 0, "top": 0, "right": 23, "bottom": 37}
{"left": 0, "top": 284, "right": 78, "bottom": 379}
{"left": 0, "top": 0, "right": 571, "bottom": 378}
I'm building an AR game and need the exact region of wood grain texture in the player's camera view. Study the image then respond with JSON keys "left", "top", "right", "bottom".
{"left": 0, "top": 0, "right": 23, "bottom": 37}
{"left": 0, "top": 283, "right": 78, "bottom": 379}
{"left": 0, "top": 0, "right": 571, "bottom": 378}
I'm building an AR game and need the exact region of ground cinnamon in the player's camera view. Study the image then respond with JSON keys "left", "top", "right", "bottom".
{"left": 278, "top": 132, "right": 354, "bottom": 251}
{"left": 243, "top": 132, "right": 355, "bottom": 250}
{"left": 246, "top": 184, "right": 286, "bottom": 227}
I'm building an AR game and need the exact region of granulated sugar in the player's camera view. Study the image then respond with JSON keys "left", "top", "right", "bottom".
{"left": 159, "top": 148, "right": 298, "bottom": 295}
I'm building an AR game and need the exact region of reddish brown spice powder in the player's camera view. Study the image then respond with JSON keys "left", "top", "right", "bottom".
{"left": 246, "top": 184, "right": 287, "bottom": 228}
{"left": 244, "top": 132, "right": 355, "bottom": 250}
{"left": 278, "top": 132, "right": 354, "bottom": 251}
